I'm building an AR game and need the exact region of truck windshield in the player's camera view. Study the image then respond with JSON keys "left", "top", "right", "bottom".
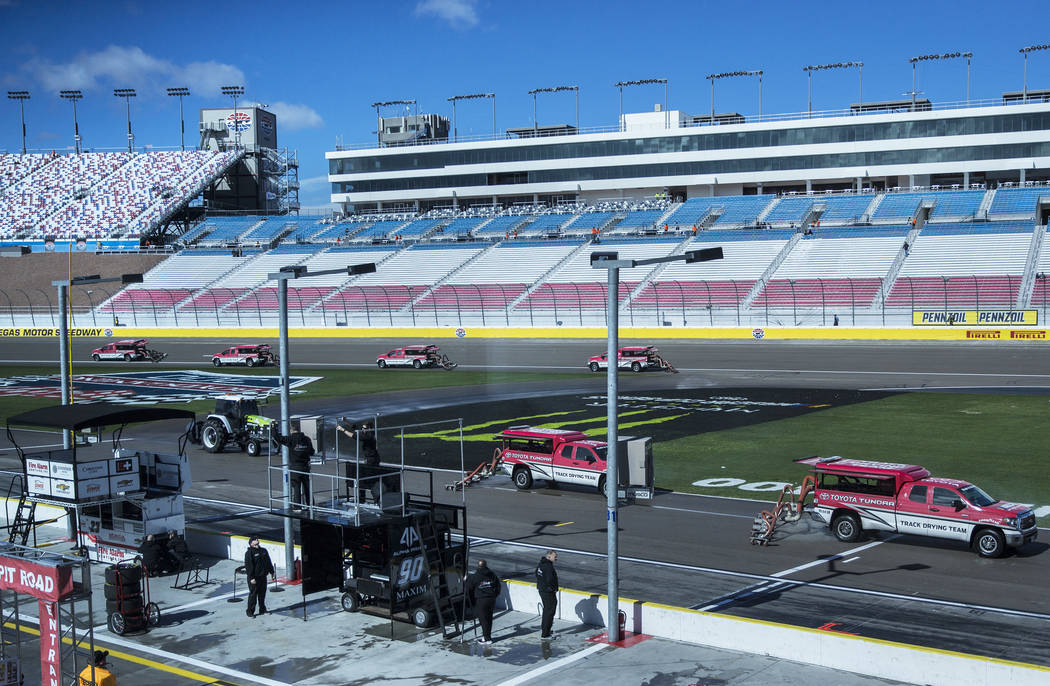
{"left": 593, "top": 446, "right": 607, "bottom": 461}
{"left": 960, "top": 484, "right": 997, "bottom": 507}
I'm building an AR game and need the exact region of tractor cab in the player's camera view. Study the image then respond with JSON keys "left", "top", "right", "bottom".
{"left": 214, "top": 396, "right": 261, "bottom": 422}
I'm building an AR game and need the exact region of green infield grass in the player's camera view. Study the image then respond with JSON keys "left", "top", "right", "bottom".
{"left": 658, "top": 392, "right": 1050, "bottom": 520}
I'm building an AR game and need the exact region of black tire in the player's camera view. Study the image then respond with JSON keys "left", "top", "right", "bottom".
{"left": 212, "top": 358, "right": 222, "bottom": 367}
{"left": 246, "top": 357, "right": 256, "bottom": 368}
{"left": 146, "top": 602, "right": 161, "bottom": 627}
{"left": 103, "top": 582, "right": 142, "bottom": 600}
{"left": 201, "top": 420, "right": 227, "bottom": 453}
{"left": 597, "top": 475, "right": 607, "bottom": 497}
{"left": 378, "top": 359, "right": 387, "bottom": 368}
{"left": 512, "top": 467, "right": 533, "bottom": 490}
{"left": 341, "top": 592, "right": 360, "bottom": 613}
{"left": 975, "top": 528, "right": 1006, "bottom": 558}
{"left": 412, "top": 359, "right": 422, "bottom": 369}
{"left": 123, "top": 353, "right": 132, "bottom": 362}
{"left": 108, "top": 612, "right": 127, "bottom": 635}
{"left": 832, "top": 512, "right": 863, "bottom": 542}
{"left": 92, "top": 354, "right": 101, "bottom": 362}
{"left": 589, "top": 362, "right": 600, "bottom": 372}
{"left": 107, "top": 595, "right": 143, "bottom": 614}
{"left": 105, "top": 565, "right": 142, "bottom": 585}
{"left": 631, "top": 361, "right": 642, "bottom": 373}
{"left": 412, "top": 607, "right": 433, "bottom": 628}
{"left": 246, "top": 440, "right": 261, "bottom": 457}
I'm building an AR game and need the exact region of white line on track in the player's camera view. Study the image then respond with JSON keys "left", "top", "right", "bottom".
{"left": 770, "top": 539, "right": 889, "bottom": 578}
{"left": 842, "top": 556, "right": 860, "bottom": 564}
{"left": 495, "top": 642, "right": 607, "bottom": 686}
{"left": 652, "top": 504, "right": 755, "bottom": 519}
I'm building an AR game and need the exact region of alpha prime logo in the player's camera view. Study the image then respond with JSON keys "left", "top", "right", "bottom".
{"left": 226, "top": 111, "right": 252, "bottom": 133}
{"left": 0, "top": 370, "right": 319, "bottom": 405}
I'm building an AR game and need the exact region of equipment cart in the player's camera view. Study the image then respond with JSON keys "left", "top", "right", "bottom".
{"left": 104, "top": 560, "right": 160, "bottom": 634}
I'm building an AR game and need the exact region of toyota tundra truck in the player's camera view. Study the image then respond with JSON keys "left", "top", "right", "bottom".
{"left": 494, "top": 426, "right": 654, "bottom": 499}
{"left": 797, "top": 456, "right": 1038, "bottom": 558}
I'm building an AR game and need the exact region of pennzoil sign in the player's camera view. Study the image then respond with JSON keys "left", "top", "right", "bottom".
{"left": 912, "top": 310, "right": 1038, "bottom": 326}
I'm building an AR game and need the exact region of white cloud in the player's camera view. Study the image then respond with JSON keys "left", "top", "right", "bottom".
{"left": 260, "top": 102, "right": 324, "bottom": 131}
{"left": 414, "top": 0, "right": 479, "bottom": 28}
{"left": 20, "top": 45, "right": 246, "bottom": 95}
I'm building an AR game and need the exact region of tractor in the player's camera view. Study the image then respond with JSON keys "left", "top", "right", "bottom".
{"left": 191, "top": 395, "right": 275, "bottom": 456}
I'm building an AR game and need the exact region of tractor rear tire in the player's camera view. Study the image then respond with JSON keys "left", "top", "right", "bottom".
{"left": 201, "top": 420, "right": 227, "bottom": 453}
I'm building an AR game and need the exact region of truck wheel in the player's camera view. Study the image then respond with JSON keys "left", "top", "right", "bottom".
{"left": 92, "top": 354, "right": 101, "bottom": 362}
{"left": 201, "top": 420, "right": 227, "bottom": 453}
{"left": 246, "top": 440, "right": 261, "bottom": 457}
{"left": 212, "top": 358, "right": 222, "bottom": 367}
{"left": 378, "top": 360, "right": 387, "bottom": 368}
{"left": 631, "top": 361, "right": 642, "bottom": 372}
{"left": 589, "top": 362, "right": 600, "bottom": 372}
{"left": 512, "top": 467, "right": 533, "bottom": 490}
{"left": 832, "top": 513, "right": 862, "bottom": 542}
{"left": 123, "top": 353, "right": 133, "bottom": 362}
{"left": 597, "top": 475, "right": 607, "bottom": 497}
{"left": 974, "top": 528, "right": 1005, "bottom": 558}
{"left": 341, "top": 592, "right": 361, "bottom": 612}
{"left": 246, "top": 357, "right": 256, "bottom": 367}
{"left": 412, "top": 607, "right": 434, "bottom": 628}
{"left": 412, "top": 359, "right": 422, "bottom": 369}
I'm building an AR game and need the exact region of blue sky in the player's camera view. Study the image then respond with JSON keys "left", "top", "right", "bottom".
{"left": 1, "top": 0, "right": 1047, "bottom": 209}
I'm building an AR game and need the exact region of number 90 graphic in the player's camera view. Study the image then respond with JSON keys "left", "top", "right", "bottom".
{"left": 397, "top": 555, "right": 426, "bottom": 586}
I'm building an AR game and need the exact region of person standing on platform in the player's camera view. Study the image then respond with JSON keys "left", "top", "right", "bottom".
{"left": 535, "top": 550, "right": 559, "bottom": 639}
{"left": 244, "top": 536, "right": 275, "bottom": 618}
{"left": 466, "top": 559, "right": 501, "bottom": 644}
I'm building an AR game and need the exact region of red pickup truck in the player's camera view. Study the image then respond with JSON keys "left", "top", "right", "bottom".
{"left": 496, "top": 426, "right": 611, "bottom": 495}
{"left": 797, "top": 456, "right": 1038, "bottom": 558}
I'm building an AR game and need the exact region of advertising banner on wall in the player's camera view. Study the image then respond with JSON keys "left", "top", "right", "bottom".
{"left": 912, "top": 309, "right": 1038, "bottom": 326}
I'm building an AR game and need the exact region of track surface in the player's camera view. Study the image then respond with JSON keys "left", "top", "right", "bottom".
{"left": 2, "top": 337, "right": 1048, "bottom": 667}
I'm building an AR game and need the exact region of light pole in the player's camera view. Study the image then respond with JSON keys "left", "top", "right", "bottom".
{"left": 221, "top": 85, "right": 245, "bottom": 148}
{"left": 909, "top": 52, "right": 973, "bottom": 107}
{"left": 59, "top": 90, "right": 83, "bottom": 154}
{"left": 614, "top": 78, "right": 667, "bottom": 131}
{"left": 370, "top": 99, "right": 417, "bottom": 146}
{"left": 7, "top": 90, "right": 29, "bottom": 154}
{"left": 52, "top": 273, "right": 143, "bottom": 448}
{"left": 447, "top": 93, "right": 496, "bottom": 143}
{"left": 1020, "top": 44, "right": 1050, "bottom": 103}
{"left": 113, "top": 88, "right": 136, "bottom": 153}
{"left": 706, "top": 70, "right": 763, "bottom": 121}
{"left": 267, "top": 262, "right": 377, "bottom": 579}
{"left": 528, "top": 86, "right": 579, "bottom": 135}
{"left": 802, "top": 62, "right": 863, "bottom": 117}
{"left": 590, "top": 246, "right": 723, "bottom": 642}
{"left": 167, "top": 87, "right": 190, "bottom": 151}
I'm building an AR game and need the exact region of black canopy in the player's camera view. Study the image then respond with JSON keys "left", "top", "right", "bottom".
{"left": 7, "top": 403, "right": 194, "bottom": 431}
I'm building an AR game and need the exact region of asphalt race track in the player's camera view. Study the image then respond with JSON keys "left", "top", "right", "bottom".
{"left": 1, "top": 336, "right": 1048, "bottom": 667}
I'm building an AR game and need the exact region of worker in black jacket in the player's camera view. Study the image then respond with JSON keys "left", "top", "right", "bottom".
{"left": 273, "top": 421, "right": 314, "bottom": 508}
{"left": 535, "top": 550, "right": 559, "bottom": 639}
{"left": 466, "top": 559, "right": 501, "bottom": 644}
{"left": 244, "top": 536, "right": 275, "bottom": 618}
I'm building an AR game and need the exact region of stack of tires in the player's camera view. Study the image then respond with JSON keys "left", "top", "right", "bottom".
{"left": 104, "top": 563, "right": 159, "bottom": 635}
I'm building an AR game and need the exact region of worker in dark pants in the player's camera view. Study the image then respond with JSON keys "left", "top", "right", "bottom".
{"left": 466, "top": 559, "right": 501, "bottom": 644}
{"left": 338, "top": 421, "right": 382, "bottom": 503}
{"left": 244, "top": 536, "right": 275, "bottom": 618}
{"left": 535, "top": 550, "right": 559, "bottom": 639}
{"left": 273, "top": 421, "right": 314, "bottom": 509}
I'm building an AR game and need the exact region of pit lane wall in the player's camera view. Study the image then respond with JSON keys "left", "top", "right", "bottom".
{"left": 12, "top": 502, "right": 1047, "bottom": 685}
{"left": 5, "top": 326, "right": 1047, "bottom": 341}
{"left": 500, "top": 580, "right": 1050, "bottom": 686}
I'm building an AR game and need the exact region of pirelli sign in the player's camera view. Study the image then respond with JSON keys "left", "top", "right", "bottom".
{"left": 912, "top": 310, "right": 1039, "bottom": 326}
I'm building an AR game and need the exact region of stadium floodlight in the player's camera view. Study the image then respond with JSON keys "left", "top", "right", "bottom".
{"left": 705, "top": 70, "right": 763, "bottom": 121}
{"left": 59, "top": 90, "right": 83, "bottom": 154}
{"left": 7, "top": 90, "right": 29, "bottom": 154}
{"left": 370, "top": 99, "right": 417, "bottom": 145}
{"left": 113, "top": 88, "right": 137, "bottom": 153}
{"left": 527, "top": 85, "right": 579, "bottom": 135}
{"left": 221, "top": 85, "right": 245, "bottom": 149}
{"left": 590, "top": 246, "right": 722, "bottom": 643}
{"left": 909, "top": 52, "right": 973, "bottom": 106}
{"left": 447, "top": 92, "right": 496, "bottom": 143}
{"left": 1020, "top": 44, "right": 1050, "bottom": 103}
{"left": 802, "top": 62, "right": 863, "bottom": 117}
{"left": 167, "top": 87, "right": 191, "bottom": 151}
{"left": 614, "top": 78, "right": 668, "bottom": 131}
